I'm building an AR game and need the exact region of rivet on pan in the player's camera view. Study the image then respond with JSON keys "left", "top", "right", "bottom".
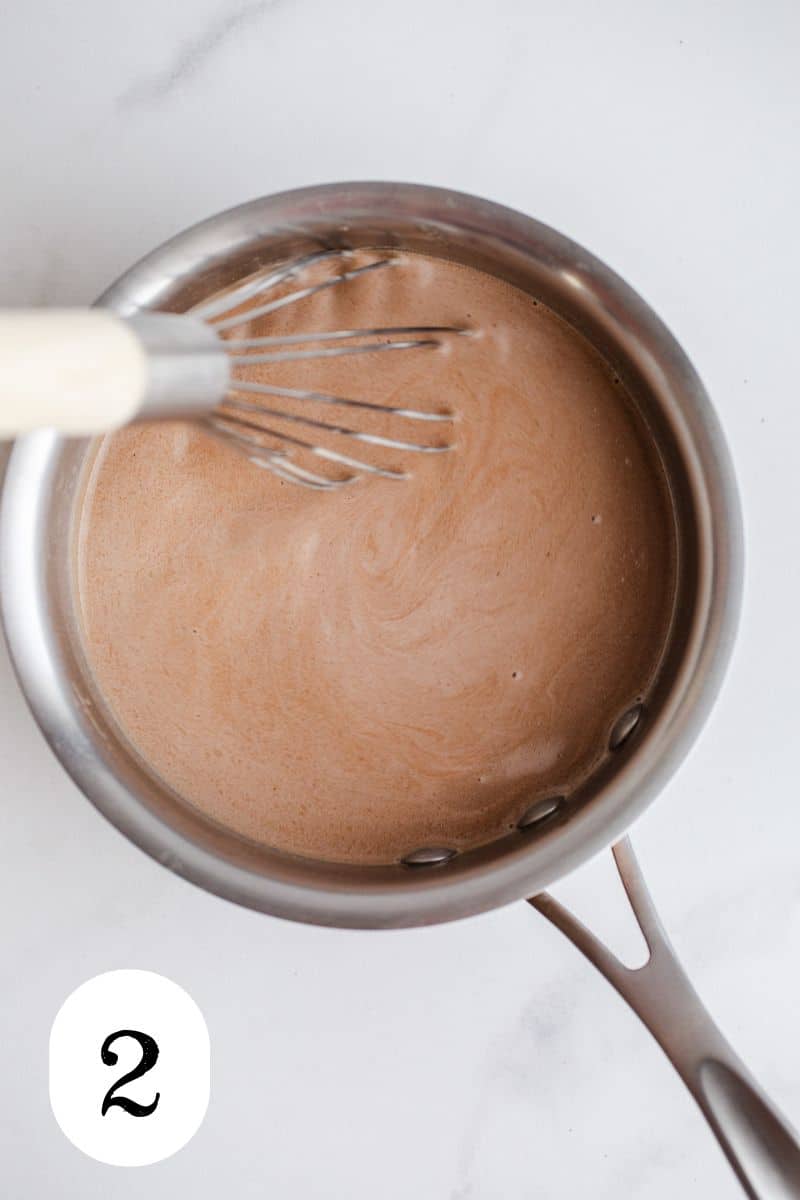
{"left": 517, "top": 795, "right": 564, "bottom": 830}
{"left": 401, "top": 846, "right": 458, "bottom": 867}
{"left": 609, "top": 703, "right": 644, "bottom": 751}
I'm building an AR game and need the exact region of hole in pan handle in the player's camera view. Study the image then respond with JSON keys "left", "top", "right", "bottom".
{"left": 529, "top": 839, "right": 800, "bottom": 1200}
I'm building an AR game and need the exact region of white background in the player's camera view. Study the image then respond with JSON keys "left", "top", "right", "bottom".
{"left": 1, "top": 1, "right": 799, "bottom": 1196}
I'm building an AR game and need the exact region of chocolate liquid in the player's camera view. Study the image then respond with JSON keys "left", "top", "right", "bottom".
{"left": 76, "top": 251, "right": 675, "bottom": 863}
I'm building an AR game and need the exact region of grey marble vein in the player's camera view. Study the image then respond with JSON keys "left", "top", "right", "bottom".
{"left": 449, "top": 969, "right": 587, "bottom": 1199}
{"left": 116, "top": 0, "right": 285, "bottom": 109}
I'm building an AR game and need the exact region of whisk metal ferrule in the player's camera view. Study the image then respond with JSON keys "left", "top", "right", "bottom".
{"left": 127, "top": 313, "right": 230, "bottom": 419}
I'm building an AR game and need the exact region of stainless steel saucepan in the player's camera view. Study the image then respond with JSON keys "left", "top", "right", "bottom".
{"left": 2, "top": 183, "right": 797, "bottom": 1196}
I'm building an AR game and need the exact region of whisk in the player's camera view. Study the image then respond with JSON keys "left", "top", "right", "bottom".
{"left": 0, "top": 250, "right": 462, "bottom": 489}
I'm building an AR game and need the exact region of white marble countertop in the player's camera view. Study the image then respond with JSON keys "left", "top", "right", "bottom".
{"left": 1, "top": 1, "right": 799, "bottom": 1195}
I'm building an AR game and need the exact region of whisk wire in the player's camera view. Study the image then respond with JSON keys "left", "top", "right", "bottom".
{"left": 190, "top": 249, "right": 349, "bottom": 323}
{"left": 206, "top": 417, "right": 353, "bottom": 490}
{"left": 226, "top": 379, "right": 452, "bottom": 421}
{"left": 212, "top": 258, "right": 397, "bottom": 332}
{"left": 221, "top": 397, "right": 452, "bottom": 455}
{"left": 192, "top": 251, "right": 460, "bottom": 488}
{"left": 210, "top": 413, "right": 407, "bottom": 482}
{"left": 227, "top": 338, "right": 438, "bottom": 366}
{"left": 225, "top": 324, "right": 461, "bottom": 349}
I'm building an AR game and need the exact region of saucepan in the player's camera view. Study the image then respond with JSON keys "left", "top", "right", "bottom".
{"left": 1, "top": 183, "right": 798, "bottom": 1196}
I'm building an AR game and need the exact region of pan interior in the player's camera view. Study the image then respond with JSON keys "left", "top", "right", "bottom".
{"left": 5, "top": 186, "right": 728, "bottom": 926}
{"left": 72, "top": 245, "right": 682, "bottom": 869}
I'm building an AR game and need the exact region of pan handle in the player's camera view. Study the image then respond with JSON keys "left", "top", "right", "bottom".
{"left": 529, "top": 838, "right": 800, "bottom": 1199}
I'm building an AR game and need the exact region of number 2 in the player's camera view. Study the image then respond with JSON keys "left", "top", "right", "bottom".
{"left": 100, "top": 1030, "right": 161, "bottom": 1118}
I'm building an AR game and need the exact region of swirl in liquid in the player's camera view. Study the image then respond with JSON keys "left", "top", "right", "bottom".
{"left": 76, "top": 251, "right": 675, "bottom": 864}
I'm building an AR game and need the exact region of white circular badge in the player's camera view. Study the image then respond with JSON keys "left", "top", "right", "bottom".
{"left": 49, "top": 969, "right": 211, "bottom": 1166}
